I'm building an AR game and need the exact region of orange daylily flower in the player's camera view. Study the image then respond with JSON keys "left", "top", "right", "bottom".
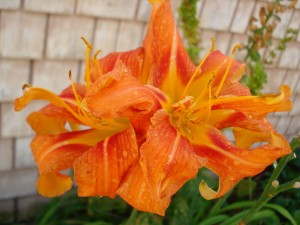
{"left": 85, "top": 0, "right": 292, "bottom": 214}
{"left": 15, "top": 0, "right": 292, "bottom": 216}
{"left": 15, "top": 61, "right": 158, "bottom": 197}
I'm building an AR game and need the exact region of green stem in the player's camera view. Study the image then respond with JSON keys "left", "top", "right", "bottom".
{"left": 242, "top": 148, "right": 298, "bottom": 223}
{"left": 208, "top": 190, "right": 232, "bottom": 216}
{"left": 125, "top": 208, "right": 138, "bottom": 225}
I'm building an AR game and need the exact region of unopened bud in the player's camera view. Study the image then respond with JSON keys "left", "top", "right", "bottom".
{"left": 272, "top": 180, "right": 279, "bottom": 188}
{"left": 293, "top": 182, "right": 300, "bottom": 189}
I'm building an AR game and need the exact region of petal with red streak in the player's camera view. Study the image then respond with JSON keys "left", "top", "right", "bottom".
{"left": 31, "top": 129, "right": 104, "bottom": 174}
{"left": 212, "top": 85, "right": 292, "bottom": 116}
{"left": 142, "top": 0, "right": 195, "bottom": 100}
{"left": 86, "top": 60, "right": 161, "bottom": 118}
{"left": 192, "top": 125, "right": 291, "bottom": 200}
{"left": 214, "top": 82, "right": 251, "bottom": 97}
{"left": 117, "top": 163, "right": 170, "bottom": 216}
{"left": 91, "top": 48, "right": 144, "bottom": 82}
{"left": 187, "top": 50, "right": 246, "bottom": 97}
{"left": 15, "top": 82, "right": 130, "bottom": 132}
{"left": 74, "top": 126, "right": 138, "bottom": 198}
{"left": 140, "top": 109, "right": 206, "bottom": 200}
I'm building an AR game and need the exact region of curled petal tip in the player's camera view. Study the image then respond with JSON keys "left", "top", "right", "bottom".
{"left": 199, "top": 180, "right": 217, "bottom": 200}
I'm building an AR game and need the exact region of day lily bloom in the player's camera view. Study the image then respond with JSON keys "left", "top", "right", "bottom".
{"left": 15, "top": 0, "right": 292, "bottom": 216}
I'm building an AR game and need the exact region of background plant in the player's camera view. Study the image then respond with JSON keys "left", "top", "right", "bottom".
{"left": 242, "top": 0, "right": 298, "bottom": 95}
{"left": 178, "top": 0, "right": 202, "bottom": 64}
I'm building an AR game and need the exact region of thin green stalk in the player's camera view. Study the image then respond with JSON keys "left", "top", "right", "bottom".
{"left": 242, "top": 137, "right": 299, "bottom": 223}
{"left": 208, "top": 190, "right": 232, "bottom": 216}
{"left": 125, "top": 209, "right": 138, "bottom": 225}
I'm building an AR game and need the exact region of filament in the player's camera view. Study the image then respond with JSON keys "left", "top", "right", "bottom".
{"left": 214, "top": 44, "right": 242, "bottom": 97}
{"left": 81, "top": 37, "right": 92, "bottom": 89}
{"left": 181, "top": 38, "right": 215, "bottom": 98}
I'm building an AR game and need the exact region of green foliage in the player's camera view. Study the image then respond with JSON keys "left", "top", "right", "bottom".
{"left": 242, "top": 0, "right": 298, "bottom": 95}
{"left": 178, "top": 0, "right": 201, "bottom": 64}
{"left": 242, "top": 61, "right": 267, "bottom": 96}
{"left": 265, "top": 28, "right": 299, "bottom": 64}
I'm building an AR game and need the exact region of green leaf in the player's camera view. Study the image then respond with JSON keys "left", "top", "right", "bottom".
{"left": 290, "top": 137, "right": 300, "bottom": 151}
{"left": 220, "top": 201, "right": 253, "bottom": 212}
{"left": 236, "top": 179, "right": 257, "bottom": 198}
{"left": 219, "top": 210, "right": 249, "bottom": 225}
{"left": 265, "top": 204, "right": 298, "bottom": 225}
{"left": 198, "top": 215, "right": 230, "bottom": 225}
{"left": 273, "top": 14, "right": 281, "bottom": 22}
{"left": 84, "top": 221, "right": 113, "bottom": 225}
{"left": 293, "top": 210, "right": 300, "bottom": 224}
{"left": 249, "top": 50, "right": 261, "bottom": 61}
{"left": 251, "top": 209, "right": 280, "bottom": 224}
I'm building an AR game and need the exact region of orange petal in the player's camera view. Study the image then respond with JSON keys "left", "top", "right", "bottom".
{"left": 86, "top": 60, "right": 161, "bottom": 118}
{"left": 117, "top": 163, "right": 170, "bottom": 216}
{"left": 140, "top": 109, "right": 206, "bottom": 200}
{"left": 15, "top": 83, "right": 130, "bottom": 132}
{"left": 187, "top": 50, "right": 245, "bottom": 97}
{"left": 192, "top": 125, "right": 291, "bottom": 200}
{"left": 208, "top": 109, "right": 275, "bottom": 132}
{"left": 142, "top": 0, "right": 195, "bottom": 100}
{"left": 74, "top": 126, "right": 138, "bottom": 198}
{"left": 31, "top": 129, "right": 104, "bottom": 174}
{"left": 212, "top": 85, "right": 292, "bottom": 115}
{"left": 24, "top": 84, "right": 87, "bottom": 135}
{"left": 91, "top": 48, "right": 144, "bottom": 82}
{"left": 27, "top": 111, "right": 67, "bottom": 135}
{"left": 215, "top": 82, "right": 251, "bottom": 97}
{"left": 36, "top": 172, "right": 72, "bottom": 197}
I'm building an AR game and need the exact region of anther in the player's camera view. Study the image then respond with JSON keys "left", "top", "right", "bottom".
{"left": 81, "top": 37, "right": 92, "bottom": 50}
{"left": 69, "top": 70, "right": 81, "bottom": 104}
{"left": 93, "top": 50, "right": 103, "bottom": 77}
{"left": 232, "top": 44, "right": 243, "bottom": 54}
{"left": 214, "top": 43, "right": 242, "bottom": 97}
{"left": 210, "top": 38, "right": 215, "bottom": 52}
{"left": 22, "top": 84, "right": 31, "bottom": 91}
{"left": 81, "top": 37, "right": 93, "bottom": 88}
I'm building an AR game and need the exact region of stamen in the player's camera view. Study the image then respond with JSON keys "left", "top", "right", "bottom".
{"left": 181, "top": 38, "right": 215, "bottom": 98}
{"left": 22, "top": 84, "right": 31, "bottom": 91}
{"left": 69, "top": 70, "right": 96, "bottom": 125}
{"left": 68, "top": 70, "right": 81, "bottom": 104}
{"left": 194, "top": 72, "right": 215, "bottom": 105}
{"left": 93, "top": 50, "right": 103, "bottom": 77}
{"left": 81, "top": 37, "right": 92, "bottom": 89}
{"left": 214, "top": 43, "right": 242, "bottom": 97}
{"left": 193, "top": 76, "right": 213, "bottom": 124}
{"left": 204, "top": 78, "right": 213, "bottom": 123}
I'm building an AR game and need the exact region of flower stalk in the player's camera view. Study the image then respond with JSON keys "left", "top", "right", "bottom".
{"left": 242, "top": 137, "right": 300, "bottom": 223}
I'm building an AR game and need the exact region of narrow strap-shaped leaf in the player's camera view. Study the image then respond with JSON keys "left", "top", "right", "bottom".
{"left": 198, "top": 215, "right": 230, "bottom": 225}
{"left": 265, "top": 203, "right": 298, "bottom": 225}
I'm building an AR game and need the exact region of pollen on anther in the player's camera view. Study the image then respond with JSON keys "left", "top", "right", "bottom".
{"left": 231, "top": 44, "right": 243, "bottom": 55}
{"left": 22, "top": 84, "right": 31, "bottom": 91}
